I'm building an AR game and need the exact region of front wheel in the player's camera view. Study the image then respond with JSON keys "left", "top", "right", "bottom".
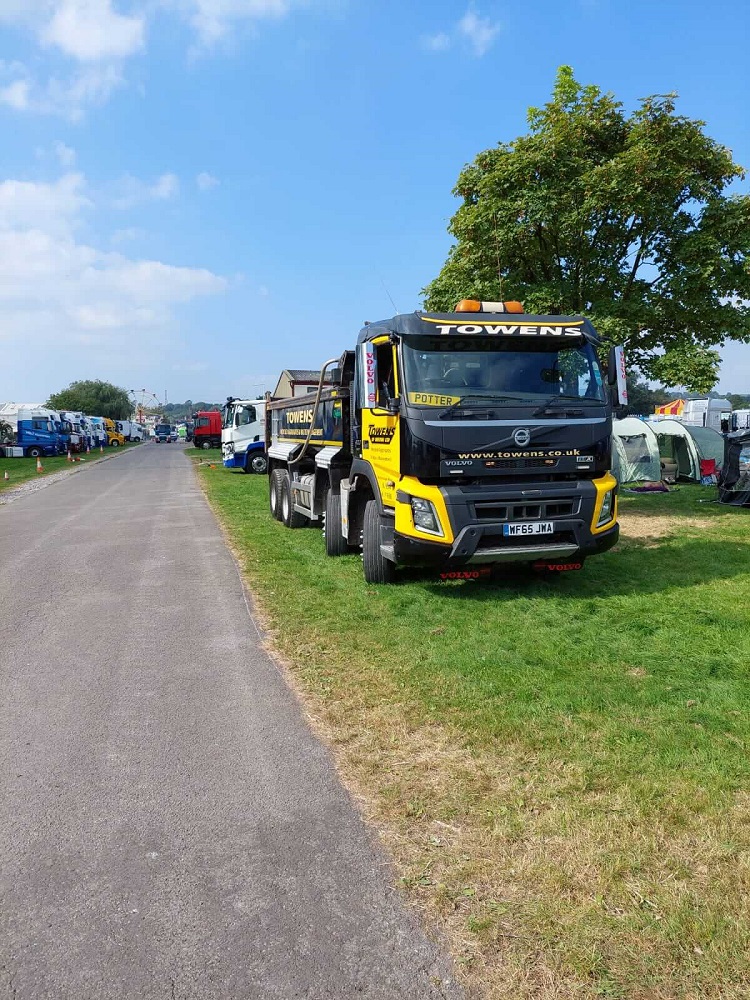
{"left": 250, "top": 453, "right": 268, "bottom": 475}
{"left": 111, "top": 439, "right": 119, "bottom": 447}
{"left": 201, "top": 441, "right": 212, "bottom": 450}
{"left": 26, "top": 446, "right": 42, "bottom": 458}
{"left": 362, "top": 500, "right": 395, "bottom": 584}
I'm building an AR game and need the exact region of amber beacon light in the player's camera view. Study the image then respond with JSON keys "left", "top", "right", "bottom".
{"left": 454, "top": 299, "right": 524, "bottom": 313}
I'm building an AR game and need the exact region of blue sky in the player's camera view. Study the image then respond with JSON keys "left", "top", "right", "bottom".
{"left": 0, "top": 0, "right": 748, "bottom": 404}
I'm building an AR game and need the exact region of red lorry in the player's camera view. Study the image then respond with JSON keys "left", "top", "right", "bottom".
{"left": 192, "top": 410, "right": 222, "bottom": 449}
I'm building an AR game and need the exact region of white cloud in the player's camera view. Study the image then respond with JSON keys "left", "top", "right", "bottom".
{"left": 457, "top": 9, "right": 500, "bottom": 57}
{"left": 0, "top": 168, "right": 228, "bottom": 363}
{"left": 150, "top": 173, "right": 180, "bottom": 199}
{"left": 111, "top": 172, "right": 180, "bottom": 209}
{"left": 170, "top": 0, "right": 289, "bottom": 46}
{"left": 41, "top": 0, "right": 145, "bottom": 61}
{"left": 422, "top": 7, "right": 501, "bottom": 58}
{"left": 0, "top": 173, "right": 90, "bottom": 236}
{"left": 0, "top": 78, "right": 31, "bottom": 110}
{"left": 196, "top": 171, "right": 219, "bottom": 190}
{"left": 53, "top": 140, "right": 76, "bottom": 167}
{"left": 421, "top": 32, "right": 451, "bottom": 52}
{"left": 111, "top": 226, "right": 144, "bottom": 244}
{"left": 0, "top": 0, "right": 309, "bottom": 117}
{"left": 0, "top": 63, "right": 125, "bottom": 120}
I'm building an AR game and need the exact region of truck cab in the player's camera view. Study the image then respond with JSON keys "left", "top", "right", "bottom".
{"left": 59, "top": 411, "right": 87, "bottom": 452}
{"left": 103, "top": 417, "right": 125, "bottom": 447}
{"left": 154, "top": 423, "right": 174, "bottom": 443}
{"left": 221, "top": 398, "right": 267, "bottom": 473}
{"left": 0, "top": 404, "right": 61, "bottom": 457}
{"left": 193, "top": 410, "right": 222, "bottom": 450}
{"left": 266, "top": 301, "right": 622, "bottom": 582}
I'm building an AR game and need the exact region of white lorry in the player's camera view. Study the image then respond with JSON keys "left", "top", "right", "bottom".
{"left": 221, "top": 398, "right": 267, "bottom": 473}
{"left": 680, "top": 397, "right": 731, "bottom": 433}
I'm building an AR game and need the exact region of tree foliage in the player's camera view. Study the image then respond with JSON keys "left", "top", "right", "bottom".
{"left": 622, "top": 377, "right": 671, "bottom": 417}
{"left": 47, "top": 380, "right": 133, "bottom": 420}
{"left": 423, "top": 66, "right": 750, "bottom": 392}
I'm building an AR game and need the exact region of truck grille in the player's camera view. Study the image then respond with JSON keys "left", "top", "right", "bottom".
{"left": 473, "top": 499, "right": 580, "bottom": 521}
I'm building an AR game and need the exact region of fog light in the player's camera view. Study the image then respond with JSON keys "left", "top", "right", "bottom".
{"left": 597, "top": 488, "right": 615, "bottom": 527}
{"left": 411, "top": 497, "right": 442, "bottom": 536}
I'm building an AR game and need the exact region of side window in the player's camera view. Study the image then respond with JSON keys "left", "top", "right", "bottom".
{"left": 375, "top": 343, "right": 395, "bottom": 406}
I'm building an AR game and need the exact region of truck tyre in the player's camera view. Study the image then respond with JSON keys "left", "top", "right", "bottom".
{"left": 269, "top": 469, "right": 284, "bottom": 520}
{"left": 201, "top": 440, "right": 211, "bottom": 450}
{"left": 281, "top": 472, "right": 307, "bottom": 528}
{"left": 362, "top": 499, "right": 395, "bottom": 584}
{"left": 323, "top": 490, "right": 348, "bottom": 556}
{"left": 111, "top": 439, "right": 119, "bottom": 447}
{"left": 250, "top": 453, "right": 268, "bottom": 475}
{"left": 26, "top": 446, "right": 42, "bottom": 458}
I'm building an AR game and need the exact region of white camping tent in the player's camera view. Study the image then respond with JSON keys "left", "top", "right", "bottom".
{"left": 612, "top": 418, "right": 662, "bottom": 483}
{"left": 654, "top": 419, "right": 724, "bottom": 481}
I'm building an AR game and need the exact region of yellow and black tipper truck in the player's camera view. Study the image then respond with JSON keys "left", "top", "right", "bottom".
{"left": 265, "top": 300, "right": 622, "bottom": 584}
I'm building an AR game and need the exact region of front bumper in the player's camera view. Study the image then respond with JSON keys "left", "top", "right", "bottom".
{"left": 393, "top": 520, "right": 618, "bottom": 565}
{"left": 391, "top": 478, "right": 618, "bottom": 567}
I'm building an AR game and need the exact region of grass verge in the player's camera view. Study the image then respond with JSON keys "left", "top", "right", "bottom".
{"left": 0, "top": 442, "right": 140, "bottom": 491}
{"left": 196, "top": 461, "right": 750, "bottom": 999}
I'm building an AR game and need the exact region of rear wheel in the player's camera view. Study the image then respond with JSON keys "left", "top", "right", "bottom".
{"left": 269, "top": 469, "right": 284, "bottom": 520}
{"left": 323, "top": 490, "right": 348, "bottom": 556}
{"left": 362, "top": 499, "right": 395, "bottom": 584}
{"left": 281, "top": 472, "right": 308, "bottom": 528}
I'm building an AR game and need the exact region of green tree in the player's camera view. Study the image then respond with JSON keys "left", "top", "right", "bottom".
{"left": 47, "top": 380, "right": 133, "bottom": 420}
{"left": 623, "top": 377, "right": 670, "bottom": 416}
{"left": 423, "top": 66, "right": 750, "bottom": 393}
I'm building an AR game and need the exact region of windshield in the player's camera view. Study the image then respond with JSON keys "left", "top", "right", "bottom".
{"left": 402, "top": 336, "right": 605, "bottom": 406}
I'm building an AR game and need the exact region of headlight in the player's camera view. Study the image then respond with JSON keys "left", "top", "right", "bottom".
{"left": 411, "top": 497, "right": 443, "bottom": 536}
{"left": 597, "top": 488, "right": 615, "bottom": 527}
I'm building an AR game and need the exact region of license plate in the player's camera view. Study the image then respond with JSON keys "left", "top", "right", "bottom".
{"left": 503, "top": 521, "right": 554, "bottom": 537}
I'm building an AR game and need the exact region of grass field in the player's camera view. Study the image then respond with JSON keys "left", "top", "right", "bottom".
{"left": 193, "top": 454, "right": 750, "bottom": 999}
{"left": 0, "top": 442, "right": 139, "bottom": 491}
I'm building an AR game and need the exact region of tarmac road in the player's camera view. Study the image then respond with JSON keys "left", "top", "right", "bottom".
{"left": 0, "top": 443, "right": 460, "bottom": 1000}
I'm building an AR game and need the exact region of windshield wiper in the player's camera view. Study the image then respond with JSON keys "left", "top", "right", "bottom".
{"left": 438, "top": 394, "right": 529, "bottom": 418}
{"left": 532, "top": 395, "right": 596, "bottom": 416}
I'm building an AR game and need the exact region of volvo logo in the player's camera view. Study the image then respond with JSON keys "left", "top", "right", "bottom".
{"left": 513, "top": 428, "right": 531, "bottom": 447}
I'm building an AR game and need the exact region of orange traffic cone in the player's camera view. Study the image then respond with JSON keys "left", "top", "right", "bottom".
{"left": 36, "top": 457, "right": 43, "bottom": 473}
{"left": 67, "top": 449, "right": 72, "bottom": 462}
{"left": 100, "top": 444, "right": 104, "bottom": 453}
{"left": 86, "top": 444, "right": 90, "bottom": 454}
{"left": 3, "top": 470, "right": 9, "bottom": 481}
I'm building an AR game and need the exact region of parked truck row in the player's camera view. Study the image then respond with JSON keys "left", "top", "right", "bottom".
{"left": 0, "top": 403, "right": 146, "bottom": 457}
